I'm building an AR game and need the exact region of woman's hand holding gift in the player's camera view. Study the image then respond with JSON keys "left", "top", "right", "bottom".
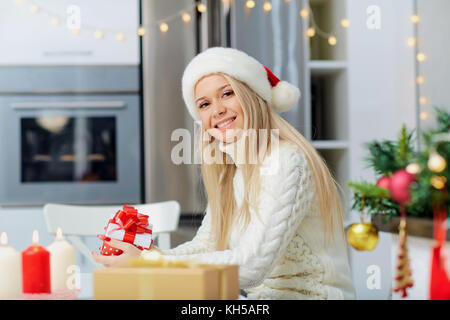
{"left": 92, "top": 235, "right": 142, "bottom": 267}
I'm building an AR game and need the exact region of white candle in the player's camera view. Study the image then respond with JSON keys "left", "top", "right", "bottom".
{"left": 46, "top": 227, "right": 76, "bottom": 292}
{"left": 0, "top": 232, "right": 21, "bottom": 299}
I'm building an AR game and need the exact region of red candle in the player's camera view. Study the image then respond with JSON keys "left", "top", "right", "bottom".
{"left": 22, "top": 230, "right": 51, "bottom": 294}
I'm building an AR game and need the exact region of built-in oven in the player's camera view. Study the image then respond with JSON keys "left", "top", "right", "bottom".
{"left": 0, "top": 94, "right": 141, "bottom": 205}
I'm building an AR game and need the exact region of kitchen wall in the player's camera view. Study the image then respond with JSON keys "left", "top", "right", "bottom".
{"left": 346, "top": 0, "right": 450, "bottom": 299}
{"left": 417, "top": 0, "right": 450, "bottom": 132}
{"left": 346, "top": 0, "right": 417, "bottom": 299}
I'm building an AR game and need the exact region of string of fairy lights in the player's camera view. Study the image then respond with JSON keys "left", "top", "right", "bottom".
{"left": 11, "top": 0, "right": 445, "bottom": 186}
{"left": 407, "top": 7, "right": 430, "bottom": 125}
{"left": 13, "top": 0, "right": 430, "bottom": 129}
{"left": 12, "top": 0, "right": 348, "bottom": 48}
{"left": 244, "top": 0, "right": 349, "bottom": 46}
{"left": 13, "top": 0, "right": 203, "bottom": 39}
{"left": 405, "top": 2, "right": 447, "bottom": 190}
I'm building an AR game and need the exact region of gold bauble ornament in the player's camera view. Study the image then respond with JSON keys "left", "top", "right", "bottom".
{"left": 347, "top": 222, "right": 379, "bottom": 251}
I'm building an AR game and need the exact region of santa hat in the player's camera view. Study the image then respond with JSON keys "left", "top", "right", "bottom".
{"left": 182, "top": 47, "right": 301, "bottom": 120}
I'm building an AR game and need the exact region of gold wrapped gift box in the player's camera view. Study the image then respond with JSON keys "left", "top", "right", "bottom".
{"left": 93, "top": 258, "right": 240, "bottom": 300}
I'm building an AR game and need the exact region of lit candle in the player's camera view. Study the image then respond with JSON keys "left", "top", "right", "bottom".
{"left": 0, "top": 232, "right": 21, "bottom": 299}
{"left": 22, "top": 230, "right": 51, "bottom": 294}
{"left": 47, "top": 227, "right": 76, "bottom": 292}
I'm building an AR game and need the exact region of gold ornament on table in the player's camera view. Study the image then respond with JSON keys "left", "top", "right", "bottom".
{"left": 347, "top": 197, "right": 379, "bottom": 251}
{"left": 393, "top": 208, "right": 414, "bottom": 297}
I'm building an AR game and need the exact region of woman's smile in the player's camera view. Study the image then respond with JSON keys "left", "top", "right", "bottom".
{"left": 215, "top": 116, "right": 237, "bottom": 130}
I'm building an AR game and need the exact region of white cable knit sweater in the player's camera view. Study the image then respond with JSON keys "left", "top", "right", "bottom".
{"left": 161, "top": 139, "right": 356, "bottom": 300}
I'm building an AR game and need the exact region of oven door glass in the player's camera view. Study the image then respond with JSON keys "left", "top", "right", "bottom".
{"left": 21, "top": 116, "right": 116, "bottom": 183}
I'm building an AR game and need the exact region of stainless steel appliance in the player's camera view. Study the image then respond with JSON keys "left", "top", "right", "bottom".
{"left": 141, "top": 0, "right": 204, "bottom": 215}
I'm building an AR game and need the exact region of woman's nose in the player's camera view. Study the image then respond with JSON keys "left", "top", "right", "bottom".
{"left": 212, "top": 102, "right": 226, "bottom": 117}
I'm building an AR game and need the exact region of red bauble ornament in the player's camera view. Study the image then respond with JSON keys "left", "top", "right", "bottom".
{"left": 376, "top": 176, "right": 391, "bottom": 190}
{"left": 389, "top": 170, "right": 416, "bottom": 205}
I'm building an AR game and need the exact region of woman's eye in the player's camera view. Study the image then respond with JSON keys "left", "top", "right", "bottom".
{"left": 199, "top": 102, "right": 209, "bottom": 109}
{"left": 223, "top": 91, "right": 233, "bottom": 97}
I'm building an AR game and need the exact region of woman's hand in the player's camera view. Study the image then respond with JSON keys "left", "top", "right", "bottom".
{"left": 92, "top": 235, "right": 142, "bottom": 267}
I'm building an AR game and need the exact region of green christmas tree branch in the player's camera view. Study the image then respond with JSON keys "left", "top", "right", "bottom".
{"left": 348, "top": 107, "right": 450, "bottom": 221}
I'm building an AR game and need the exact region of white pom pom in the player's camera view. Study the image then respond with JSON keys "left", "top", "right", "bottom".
{"left": 271, "top": 81, "right": 301, "bottom": 112}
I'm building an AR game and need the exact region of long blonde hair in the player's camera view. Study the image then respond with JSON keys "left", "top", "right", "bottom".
{"left": 199, "top": 73, "right": 345, "bottom": 250}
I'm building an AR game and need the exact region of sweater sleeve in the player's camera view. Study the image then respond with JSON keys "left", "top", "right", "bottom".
{"left": 160, "top": 204, "right": 215, "bottom": 255}
{"left": 163, "top": 146, "right": 316, "bottom": 289}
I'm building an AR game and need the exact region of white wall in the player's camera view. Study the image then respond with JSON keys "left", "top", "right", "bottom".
{"left": 346, "top": 0, "right": 416, "bottom": 299}
{"left": 0, "top": 0, "right": 139, "bottom": 65}
{"left": 417, "top": 0, "right": 450, "bottom": 131}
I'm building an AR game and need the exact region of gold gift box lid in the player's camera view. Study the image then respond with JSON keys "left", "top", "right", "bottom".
{"left": 93, "top": 250, "right": 240, "bottom": 300}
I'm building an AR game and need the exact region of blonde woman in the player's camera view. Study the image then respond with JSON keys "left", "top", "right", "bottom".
{"left": 93, "top": 47, "right": 356, "bottom": 300}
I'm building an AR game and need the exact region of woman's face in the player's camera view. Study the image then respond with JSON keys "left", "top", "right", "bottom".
{"left": 194, "top": 74, "right": 245, "bottom": 143}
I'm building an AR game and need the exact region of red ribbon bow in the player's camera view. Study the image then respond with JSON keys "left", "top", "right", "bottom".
{"left": 108, "top": 205, "right": 151, "bottom": 235}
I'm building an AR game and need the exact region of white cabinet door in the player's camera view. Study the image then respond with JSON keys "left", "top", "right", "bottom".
{"left": 0, "top": 0, "right": 140, "bottom": 65}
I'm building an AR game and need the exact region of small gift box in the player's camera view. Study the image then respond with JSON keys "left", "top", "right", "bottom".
{"left": 99, "top": 205, "right": 153, "bottom": 256}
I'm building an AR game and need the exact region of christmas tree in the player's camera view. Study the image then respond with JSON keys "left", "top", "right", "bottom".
{"left": 348, "top": 107, "right": 450, "bottom": 221}
{"left": 347, "top": 107, "right": 449, "bottom": 298}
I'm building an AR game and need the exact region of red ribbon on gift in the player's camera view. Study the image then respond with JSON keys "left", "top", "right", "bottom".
{"left": 107, "top": 205, "right": 152, "bottom": 237}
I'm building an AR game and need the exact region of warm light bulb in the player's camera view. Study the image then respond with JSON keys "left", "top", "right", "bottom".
{"left": 406, "top": 163, "right": 420, "bottom": 175}
{"left": 14, "top": 0, "right": 23, "bottom": 5}
{"left": 197, "top": 3, "right": 207, "bottom": 13}
{"left": 160, "top": 22, "right": 169, "bottom": 33}
{"left": 32, "top": 230, "right": 39, "bottom": 244}
{"left": 30, "top": 5, "right": 39, "bottom": 13}
{"left": 407, "top": 37, "right": 416, "bottom": 47}
{"left": 94, "top": 30, "right": 103, "bottom": 39}
{"left": 263, "top": 1, "right": 272, "bottom": 12}
{"left": 51, "top": 17, "right": 60, "bottom": 26}
{"left": 428, "top": 152, "right": 447, "bottom": 173}
{"left": 420, "top": 96, "right": 428, "bottom": 105}
{"left": 71, "top": 28, "right": 80, "bottom": 35}
{"left": 284, "top": 0, "right": 292, "bottom": 3}
{"left": 431, "top": 175, "right": 447, "bottom": 190}
{"left": 411, "top": 14, "right": 420, "bottom": 24}
{"left": 246, "top": 0, "right": 255, "bottom": 8}
{"left": 137, "top": 26, "right": 146, "bottom": 36}
{"left": 116, "top": 32, "right": 125, "bottom": 41}
{"left": 416, "top": 76, "right": 425, "bottom": 85}
{"left": 341, "top": 19, "right": 350, "bottom": 28}
{"left": 420, "top": 111, "right": 429, "bottom": 120}
{"left": 328, "top": 36, "right": 337, "bottom": 46}
{"left": 0, "top": 232, "right": 7, "bottom": 246}
{"left": 306, "top": 27, "right": 316, "bottom": 38}
{"left": 300, "top": 8, "right": 309, "bottom": 18}
{"left": 182, "top": 13, "right": 191, "bottom": 23}
{"left": 417, "top": 53, "right": 427, "bottom": 62}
